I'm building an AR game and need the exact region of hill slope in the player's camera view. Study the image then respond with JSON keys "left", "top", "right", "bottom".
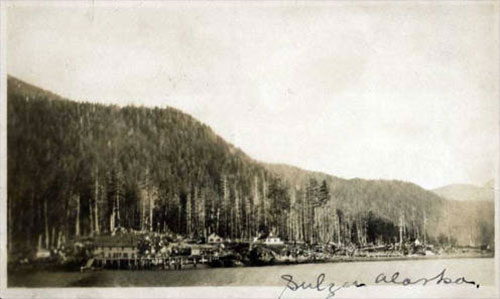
{"left": 432, "top": 182, "right": 495, "bottom": 202}
{"left": 7, "top": 76, "right": 494, "bottom": 259}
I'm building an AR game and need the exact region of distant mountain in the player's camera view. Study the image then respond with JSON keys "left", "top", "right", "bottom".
{"left": 432, "top": 181, "right": 495, "bottom": 202}
{"left": 6, "top": 75, "right": 495, "bottom": 260}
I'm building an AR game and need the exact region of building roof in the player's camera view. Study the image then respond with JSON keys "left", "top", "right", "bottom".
{"left": 257, "top": 232, "right": 280, "bottom": 240}
{"left": 93, "top": 234, "right": 139, "bottom": 247}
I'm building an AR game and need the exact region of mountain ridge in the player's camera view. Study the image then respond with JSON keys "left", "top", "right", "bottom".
{"left": 9, "top": 73, "right": 489, "bottom": 192}
{"left": 432, "top": 181, "right": 495, "bottom": 202}
{"left": 6, "top": 75, "right": 495, "bottom": 260}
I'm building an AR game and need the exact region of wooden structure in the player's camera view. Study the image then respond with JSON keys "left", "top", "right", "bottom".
{"left": 89, "top": 235, "right": 220, "bottom": 270}
{"left": 92, "top": 234, "right": 140, "bottom": 269}
{"left": 254, "top": 232, "right": 284, "bottom": 246}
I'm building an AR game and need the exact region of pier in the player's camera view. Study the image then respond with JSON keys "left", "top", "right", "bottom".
{"left": 90, "top": 255, "right": 219, "bottom": 270}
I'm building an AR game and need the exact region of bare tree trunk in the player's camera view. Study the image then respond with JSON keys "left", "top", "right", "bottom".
{"left": 301, "top": 198, "right": 306, "bottom": 242}
{"left": 216, "top": 208, "right": 220, "bottom": 233}
{"left": 94, "top": 167, "right": 100, "bottom": 234}
{"left": 149, "top": 189, "right": 154, "bottom": 232}
{"left": 178, "top": 203, "right": 182, "bottom": 233}
{"left": 44, "top": 199, "right": 50, "bottom": 248}
{"left": 423, "top": 210, "right": 427, "bottom": 245}
{"left": 337, "top": 216, "right": 341, "bottom": 245}
{"left": 262, "top": 176, "right": 267, "bottom": 228}
{"left": 142, "top": 191, "right": 146, "bottom": 231}
{"left": 310, "top": 206, "right": 315, "bottom": 244}
{"left": 110, "top": 200, "right": 115, "bottom": 233}
{"left": 89, "top": 197, "right": 94, "bottom": 235}
{"left": 186, "top": 193, "right": 191, "bottom": 235}
{"left": 38, "top": 234, "right": 42, "bottom": 251}
{"left": 253, "top": 176, "right": 260, "bottom": 235}
{"left": 51, "top": 226, "right": 56, "bottom": 248}
{"left": 57, "top": 229, "right": 63, "bottom": 248}
{"left": 116, "top": 187, "right": 120, "bottom": 228}
{"left": 94, "top": 199, "right": 100, "bottom": 234}
{"left": 75, "top": 195, "right": 80, "bottom": 237}
{"left": 399, "top": 214, "right": 403, "bottom": 248}
{"left": 357, "top": 216, "right": 363, "bottom": 245}
{"left": 235, "top": 189, "right": 240, "bottom": 239}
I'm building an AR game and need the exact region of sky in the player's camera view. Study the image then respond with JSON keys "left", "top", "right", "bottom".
{"left": 5, "top": 1, "right": 499, "bottom": 189}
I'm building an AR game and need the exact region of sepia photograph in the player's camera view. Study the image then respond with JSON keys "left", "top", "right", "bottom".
{"left": 0, "top": 1, "right": 499, "bottom": 298}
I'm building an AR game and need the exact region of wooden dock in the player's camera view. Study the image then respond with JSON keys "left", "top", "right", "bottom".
{"left": 92, "top": 255, "right": 219, "bottom": 270}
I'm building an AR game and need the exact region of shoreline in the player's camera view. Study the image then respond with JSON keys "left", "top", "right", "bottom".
{"left": 7, "top": 256, "right": 495, "bottom": 288}
{"left": 8, "top": 252, "right": 493, "bottom": 274}
{"left": 241, "top": 252, "right": 494, "bottom": 268}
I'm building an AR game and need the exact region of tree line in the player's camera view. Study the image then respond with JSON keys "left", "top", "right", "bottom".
{"left": 7, "top": 76, "right": 494, "bottom": 260}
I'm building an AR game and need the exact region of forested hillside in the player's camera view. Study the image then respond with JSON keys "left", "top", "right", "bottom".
{"left": 7, "top": 76, "right": 494, "bottom": 259}
{"left": 433, "top": 182, "right": 495, "bottom": 202}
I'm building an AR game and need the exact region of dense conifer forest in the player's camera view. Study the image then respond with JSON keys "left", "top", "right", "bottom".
{"left": 7, "top": 76, "right": 494, "bottom": 259}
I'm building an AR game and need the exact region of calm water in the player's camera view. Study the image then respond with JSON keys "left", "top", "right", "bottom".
{"left": 9, "top": 258, "right": 495, "bottom": 288}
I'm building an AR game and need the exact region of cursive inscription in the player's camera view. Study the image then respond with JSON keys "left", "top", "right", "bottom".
{"left": 375, "top": 269, "right": 480, "bottom": 288}
{"left": 278, "top": 273, "right": 366, "bottom": 299}
{"left": 278, "top": 269, "right": 480, "bottom": 299}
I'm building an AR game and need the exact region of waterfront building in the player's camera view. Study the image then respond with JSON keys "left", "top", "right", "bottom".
{"left": 207, "top": 233, "right": 223, "bottom": 244}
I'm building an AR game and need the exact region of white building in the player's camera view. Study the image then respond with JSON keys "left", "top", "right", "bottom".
{"left": 207, "top": 233, "right": 223, "bottom": 244}
{"left": 254, "top": 232, "right": 284, "bottom": 246}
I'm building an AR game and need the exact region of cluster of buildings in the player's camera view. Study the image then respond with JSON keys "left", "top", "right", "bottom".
{"left": 82, "top": 231, "right": 284, "bottom": 270}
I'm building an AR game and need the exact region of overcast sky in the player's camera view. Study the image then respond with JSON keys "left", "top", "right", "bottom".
{"left": 6, "top": 1, "right": 499, "bottom": 189}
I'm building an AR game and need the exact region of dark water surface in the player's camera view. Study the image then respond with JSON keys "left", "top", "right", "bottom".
{"left": 8, "top": 258, "right": 494, "bottom": 288}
